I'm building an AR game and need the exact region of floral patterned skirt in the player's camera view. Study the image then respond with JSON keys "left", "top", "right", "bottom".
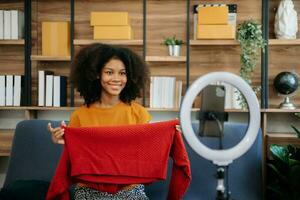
{"left": 74, "top": 184, "right": 149, "bottom": 200}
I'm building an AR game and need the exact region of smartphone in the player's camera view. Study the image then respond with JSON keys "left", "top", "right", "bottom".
{"left": 198, "top": 85, "right": 226, "bottom": 137}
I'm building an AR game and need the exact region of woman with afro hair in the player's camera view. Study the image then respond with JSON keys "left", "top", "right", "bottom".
{"left": 47, "top": 43, "right": 152, "bottom": 199}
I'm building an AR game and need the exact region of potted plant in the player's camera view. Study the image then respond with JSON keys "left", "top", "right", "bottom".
{"left": 163, "top": 35, "right": 184, "bottom": 56}
{"left": 236, "top": 19, "right": 266, "bottom": 109}
{"left": 267, "top": 113, "right": 300, "bottom": 200}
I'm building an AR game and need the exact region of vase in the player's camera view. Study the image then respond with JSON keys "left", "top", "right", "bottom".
{"left": 274, "top": 0, "right": 298, "bottom": 39}
{"left": 173, "top": 45, "right": 181, "bottom": 56}
{"left": 168, "top": 45, "right": 173, "bottom": 56}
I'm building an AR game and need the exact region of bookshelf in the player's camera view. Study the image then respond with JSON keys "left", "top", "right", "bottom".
{"left": 0, "top": 3, "right": 300, "bottom": 197}
{"left": 0, "top": 40, "right": 25, "bottom": 45}
{"left": 73, "top": 39, "right": 143, "bottom": 46}
{"left": 30, "top": 55, "right": 71, "bottom": 61}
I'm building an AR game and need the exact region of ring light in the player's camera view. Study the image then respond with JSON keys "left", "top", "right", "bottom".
{"left": 180, "top": 72, "right": 260, "bottom": 166}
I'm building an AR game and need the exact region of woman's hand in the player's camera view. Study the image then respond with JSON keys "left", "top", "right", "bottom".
{"left": 48, "top": 121, "right": 66, "bottom": 144}
{"left": 176, "top": 124, "right": 182, "bottom": 133}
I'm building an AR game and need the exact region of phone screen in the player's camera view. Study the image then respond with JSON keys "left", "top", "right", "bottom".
{"left": 199, "top": 85, "right": 226, "bottom": 137}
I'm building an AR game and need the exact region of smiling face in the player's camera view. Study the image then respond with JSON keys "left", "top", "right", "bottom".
{"left": 100, "top": 58, "right": 127, "bottom": 98}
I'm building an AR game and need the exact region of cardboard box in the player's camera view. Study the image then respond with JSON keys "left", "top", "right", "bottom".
{"left": 198, "top": 6, "right": 228, "bottom": 25}
{"left": 91, "top": 12, "right": 129, "bottom": 26}
{"left": 42, "top": 21, "right": 70, "bottom": 56}
{"left": 197, "top": 24, "right": 235, "bottom": 39}
{"left": 93, "top": 25, "right": 132, "bottom": 40}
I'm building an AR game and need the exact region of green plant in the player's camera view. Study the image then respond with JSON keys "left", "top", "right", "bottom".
{"left": 163, "top": 35, "right": 184, "bottom": 46}
{"left": 267, "top": 113, "right": 300, "bottom": 200}
{"left": 237, "top": 19, "right": 266, "bottom": 109}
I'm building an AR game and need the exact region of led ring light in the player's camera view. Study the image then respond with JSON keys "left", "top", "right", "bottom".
{"left": 180, "top": 72, "right": 260, "bottom": 166}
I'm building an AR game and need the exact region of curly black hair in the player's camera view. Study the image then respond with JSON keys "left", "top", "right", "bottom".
{"left": 70, "top": 43, "right": 149, "bottom": 107}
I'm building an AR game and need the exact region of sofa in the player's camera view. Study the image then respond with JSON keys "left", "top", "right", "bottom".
{"left": 0, "top": 120, "right": 262, "bottom": 200}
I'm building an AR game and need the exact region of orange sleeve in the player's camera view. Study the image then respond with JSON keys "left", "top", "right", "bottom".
{"left": 68, "top": 111, "right": 81, "bottom": 127}
{"left": 134, "top": 103, "right": 152, "bottom": 124}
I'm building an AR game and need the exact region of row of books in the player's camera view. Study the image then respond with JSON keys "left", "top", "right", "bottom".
{"left": 149, "top": 76, "right": 182, "bottom": 109}
{"left": 0, "top": 75, "right": 24, "bottom": 106}
{"left": 0, "top": 10, "right": 24, "bottom": 40}
{"left": 38, "top": 71, "right": 67, "bottom": 107}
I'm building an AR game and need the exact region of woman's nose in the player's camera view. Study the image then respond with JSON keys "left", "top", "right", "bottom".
{"left": 111, "top": 74, "right": 121, "bottom": 81}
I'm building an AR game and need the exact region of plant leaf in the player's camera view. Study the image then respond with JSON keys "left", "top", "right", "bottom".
{"left": 270, "top": 145, "right": 289, "bottom": 164}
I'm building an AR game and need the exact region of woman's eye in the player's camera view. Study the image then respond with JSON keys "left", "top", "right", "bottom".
{"left": 120, "top": 72, "right": 126, "bottom": 75}
{"left": 106, "top": 71, "right": 112, "bottom": 75}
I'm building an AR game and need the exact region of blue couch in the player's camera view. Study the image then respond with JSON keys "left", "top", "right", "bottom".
{"left": 1, "top": 120, "right": 262, "bottom": 199}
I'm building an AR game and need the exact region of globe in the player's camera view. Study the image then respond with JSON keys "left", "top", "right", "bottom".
{"left": 273, "top": 72, "right": 298, "bottom": 95}
{"left": 273, "top": 71, "right": 299, "bottom": 109}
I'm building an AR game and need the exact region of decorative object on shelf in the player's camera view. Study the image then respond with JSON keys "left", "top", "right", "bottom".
{"left": 273, "top": 71, "right": 299, "bottom": 109}
{"left": 163, "top": 35, "right": 184, "bottom": 57}
{"left": 237, "top": 19, "right": 266, "bottom": 109}
{"left": 267, "top": 114, "right": 300, "bottom": 199}
{"left": 42, "top": 21, "right": 70, "bottom": 56}
{"left": 90, "top": 12, "right": 133, "bottom": 40}
{"left": 274, "top": 0, "right": 298, "bottom": 39}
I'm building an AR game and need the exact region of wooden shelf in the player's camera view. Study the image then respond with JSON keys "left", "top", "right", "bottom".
{"left": 261, "top": 108, "right": 300, "bottom": 113}
{"left": 0, "top": 106, "right": 251, "bottom": 113}
{"left": 266, "top": 133, "right": 300, "bottom": 145}
{"left": 0, "top": 106, "right": 76, "bottom": 111}
{"left": 190, "top": 40, "right": 239, "bottom": 46}
{"left": 147, "top": 108, "right": 180, "bottom": 112}
{"left": 269, "top": 39, "right": 300, "bottom": 46}
{"left": 0, "top": 39, "right": 25, "bottom": 45}
{"left": 0, "top": 130, "right": 14, "bottom": 156}
{"left": 147, "top": 108, "right": 248, "bottom": 112}
{"left": 3, "top": 107, "right": 298, "bottom": 114}
{"left": 145, "top": 56, "right": 186, "bottom": 62}
{"left": 31, "top": 55, "right": 71, "bottom": 61}
{"left": 74, "top": 39, "right": 143, "bottom": 46}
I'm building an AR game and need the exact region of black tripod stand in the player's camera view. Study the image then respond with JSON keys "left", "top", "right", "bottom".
{"left": 198, "top": 111, "right": 233, "bottom": 200}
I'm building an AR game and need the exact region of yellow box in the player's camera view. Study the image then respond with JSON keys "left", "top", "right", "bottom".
{"left": 93, "top": 25, "right": 132, "bottom": 40}
{"left": 197, "top": 24, "right": 235, "bottom": 39}
{"left": 198, "top": 6, "right": 228, "bottom": 25}
{"left": 91, "top": 12, "right": 129, "bottom": 26}
{"left": 42, "top": 21, "right": 70, "bottom": 56}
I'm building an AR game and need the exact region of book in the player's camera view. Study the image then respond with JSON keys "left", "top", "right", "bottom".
{"left": 0, "top": 10, "right": 3, "bottom": 39}
{"left": 53, "top": 76, "right": 67, "bottom": 107}
{"left": 0, "top": 75, "right": 5, "bottom": 106}
{"left": 38, "top": 70, "right": 54, "bottom": 106}
{"left": 13, "top": 75, "right": 22, "bottom": 106}
{"left": 11, "top": 10, "right": 24, "bottom": 39}
{"left": 3, "top": 10, "right": 11, "bottom": 39}
{"left": 42, "top": 21, "right": 70, "bottom": 56}
{"left": 45, "top": 75, "right": 54, "bottom": 107}
{"left": 5, "top": 75, "right": 13, "bottom": 106}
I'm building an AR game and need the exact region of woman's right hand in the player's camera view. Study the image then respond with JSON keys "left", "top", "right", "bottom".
{"left": 47, "top": 121, "right": 66, "bottom": 144}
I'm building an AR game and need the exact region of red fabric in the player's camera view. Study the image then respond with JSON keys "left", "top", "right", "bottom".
{"left": 46, "top": 119, "right": 191, "bottom": 200}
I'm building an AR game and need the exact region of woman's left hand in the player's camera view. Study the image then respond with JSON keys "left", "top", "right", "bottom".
{"left": 176, "top": 125, "right": 182, "bottom": 133}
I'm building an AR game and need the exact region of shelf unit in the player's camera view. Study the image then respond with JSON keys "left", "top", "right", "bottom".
{"left": 73, "top": 39, "right": 143, "bottom": 46}
{"left": 145, "top": 56, "right": 186, "bottom": 62}
{"left": 0, "top": 130, "right": 14, "bottom": 156}
{"left": 0, "top": 2, "right": 300, "bottom": 196}
{"left": 30, "top": 55, "right": 71, "bottom": 61}
{"left": 0, "top": 40, "right": 25, "bottom": 45}
{"left": 1, "top": 1, "right": 299, "bottom": 109}
{"left": 190, "top": 40, "right": 239, "bottom": 46}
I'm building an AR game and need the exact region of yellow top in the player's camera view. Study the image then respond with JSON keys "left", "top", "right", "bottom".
{"left": 69, "top": 101, "right": 151, "bottom": 127}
